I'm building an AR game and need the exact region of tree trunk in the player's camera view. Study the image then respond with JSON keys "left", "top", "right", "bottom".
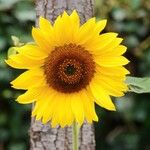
{"left": 30, "top": 0, "right": 95, "bottom": 150}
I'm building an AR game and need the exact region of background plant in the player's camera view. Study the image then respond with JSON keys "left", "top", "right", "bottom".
{"left": 0, "top": 0, "right": 150, "bottom": 150}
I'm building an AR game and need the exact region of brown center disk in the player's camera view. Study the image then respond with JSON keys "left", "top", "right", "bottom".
{"left": 44, "top": 43, "right": 95, "bottom": 93}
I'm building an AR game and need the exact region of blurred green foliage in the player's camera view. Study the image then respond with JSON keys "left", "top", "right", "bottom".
{"left": 0, "top": 0, "right": 34, "bottom": 149}
{"left": 0, "top": 0, "right": 150, "bottom": 150}
{"left": 95, "top": 0, "right": 150, "bottom": 150}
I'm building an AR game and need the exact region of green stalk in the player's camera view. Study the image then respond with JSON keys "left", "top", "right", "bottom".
{"left": 72, "top": 122, "right": 79, "bottom": 150}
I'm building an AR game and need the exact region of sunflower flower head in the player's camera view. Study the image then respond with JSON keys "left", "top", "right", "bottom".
{"left": 6, "top": 10, "right": 130, "bottom": 127}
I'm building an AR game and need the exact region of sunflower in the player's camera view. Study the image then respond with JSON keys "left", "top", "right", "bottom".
{"left": 6, "top": 10, "right": 129, "bottom": 127}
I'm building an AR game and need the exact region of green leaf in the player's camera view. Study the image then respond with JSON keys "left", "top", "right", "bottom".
{"left": 126, "top": 76, "right": 150, "bottom": 93}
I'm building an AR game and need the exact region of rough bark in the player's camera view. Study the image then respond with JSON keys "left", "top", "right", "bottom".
{"left": 30, "top": 0, "right": 95, "bottom": 150}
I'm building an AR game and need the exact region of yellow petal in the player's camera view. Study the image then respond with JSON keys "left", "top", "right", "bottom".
{"left": 32, "top": 87, "right": 56, "bottom": 120}
{"left": 39, "top": 17, "right": 55, "bottom": 49}
{"left": 93, "top": 72, "right": 125, "bottom": 97}
{"left": 39, "top": 16, "right": 53, "bottom": 32}
{"left": 90, "top": 79, "right": 116, "bottom": 111}
{"left": 51, "top": 114, "right": 59, "bottom": 128}
{"left": 64, "top": 95, "right": 74, "bottom": 126}
{"left": 11, "top": 68, "right": 44, "bottom": 90}
{"left": 36, "top": 97, "right": 53, "bottom": 121}
{"left": 69, "top": 10, "right": 80, "bottom": 42}
{"left": 81, "top": 90, "right": 98, "bottom": 123}
{"left": 102, "top": 45, "right": 127, "bottom": 56}
{"left": 16, "top": 44, "right": 47, "bottom": 59}
{"left": 96, "top": 65, "right": 130, "bottom": 78}
{"left": 99, "top": 80, "right": 124, "bottom": 97}
{"left": 94, "top": 72, "right": 128, "bottom": 92}
{"left": 6, "top": 54, "right": 44, "bottom": 69}
{"left": 53, "top": 93, "right": 67, "bottom": 127}
{"left": 54, "top": 93, "right": 74, "bottom": 127}
{"left": 41, "top": 99, "right": 57, "bottom": 124}
{"left": 94, "top": 19, "right": 107, "bottom": 34}
{"left": 87, "top": 33, "right": 118, "bottom": 52}
{"left": 32, "top": 27, "right": 52, "bottom": 53}
{"left": 95, "top": 43, "right": 127, "bottom": 57}
{"left": 70, "top": 92, "right": 84, "bottom": 125}
{"left": 51, "top": 94, "right": 65, "bottom": 128}
{"left": 53, "top": 14, "right": 67, "bottom": 45}
{"left": 16, "top": 86, "right": 50, "bottom": 104}
{"left": 95, "top": 56, "right": 129, "bottom": 67}
{"left": 53, "top": 11, "right": 78, "bottom": 45}
{"left": 75, "top": 18, "right": 96, "bottom": 44}
{"left": 53, "top": 15, "right": 61, "bottom": 28}
{"left": 77, "top": 19, "right": 107, "bottom": 47}
{"left": 93, "top": 37, "right": 123, "bottom": 55}
{"left": 70, "top": 10, "right": 80, "bottom": 29}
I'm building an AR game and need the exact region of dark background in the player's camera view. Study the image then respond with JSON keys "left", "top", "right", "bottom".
{"left": 0, "top": 0, "right": 150, "bottom": 150}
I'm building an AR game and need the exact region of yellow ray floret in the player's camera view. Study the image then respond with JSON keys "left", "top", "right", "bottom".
{"left": 6, "top": 10, "right": 130, "bottom": 127}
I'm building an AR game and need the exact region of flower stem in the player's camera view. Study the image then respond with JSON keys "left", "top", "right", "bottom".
{"left": 72, "top": 121, "right": 79, "bottom": 150}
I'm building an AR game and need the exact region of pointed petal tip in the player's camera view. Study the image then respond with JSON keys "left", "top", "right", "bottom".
{"left": 92, "top": 17, "right": 96, "bottom": 22}
{"left": 126, "top": 69, "right": 130, "bottom": 75}
{"left": 70, "top": 10, "right": 80, "bottom": 18}
{"left": 32, "top": 26, "right": 36, "bottom": 32}
{"left": 93, "top": 115, "right": 99, "bottom": 122}
{"left": 60, "top": 123, "right": 67, "bottom": 128}
{"left": 10, "top": 80, "right": 15, "bottom": 85}
{"left": 70, "top": 10, "right": 80, "bottom": 19}
{"left": 15, "top": 99, "right": 23, "bottom": 104}
{"left": 32, "top": 26, "right": 36, "bottom": 31}
{"left": 5, "top": 59, "right": 15, "bottom": 68}
{"left": 39, "top": 16, "right": 44, "bottom": 22}
{"left": 11, "top": 84, "right": 25, "bottom": 90}
{"left": 103, "top": 19, "right": 107, "bottom": 23}
{"left": 62, "top": 10, "right": 69, "bottom": 17}
{"left": 94, "top": 118, "right": 99, "bottom": 122}
{"left": 36, "top": 116, "right": 41, "bottom": 121}
{"left": 123, "top": 58, "right": 130, "bottom": 65}
{"left": 39, "top": 16, "right": 46, "bottom": 27}
{"left": 122, "top": 45, "right": 127, "bottom": 50}
{"left": 51, "top": 123, "right": 58, "bottom": 128}
{"left": 31, "top": 111, "right": 36, "bottom": 117}
{"left": 100, "top": 19, "right": 107, "bottom": 25}
{"left": 72, "top": 9, "right": 78, "bottom": 14}
{"left": 103, "top": 19, "right": 107, "bottom": 26}
{"left": 11, "top": 85, "right": 15, "bottom": 88}
{"left": 15, "top": 99, "right": 30, "bottom": 104}
{"left": 109, "top": 106, "right": 116, "bottom": 111}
